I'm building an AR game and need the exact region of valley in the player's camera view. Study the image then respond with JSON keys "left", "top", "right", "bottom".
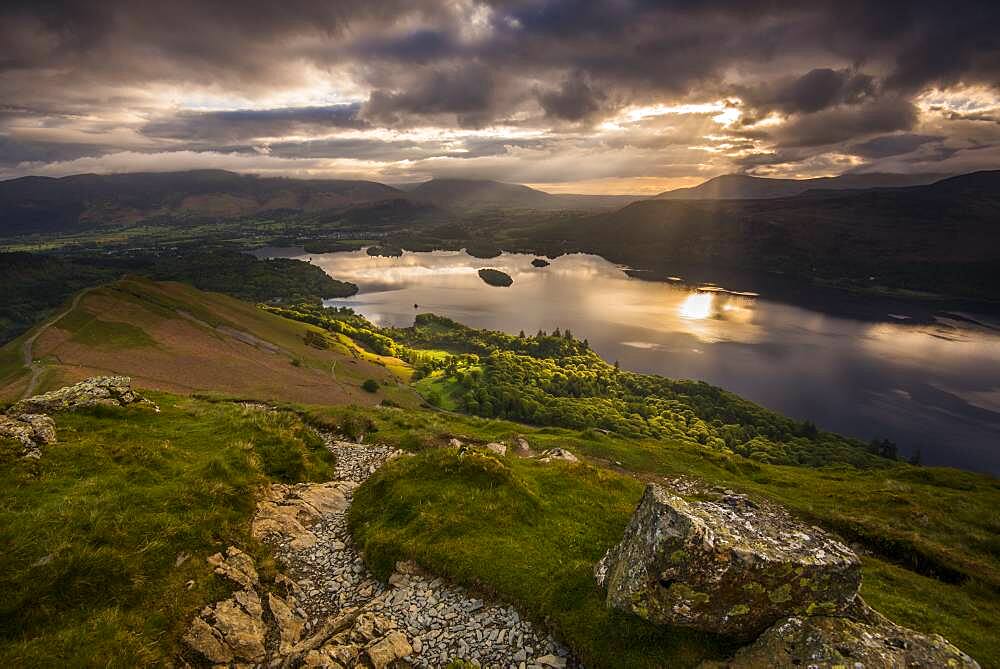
{"left": 1, "top": 284, "right": 997, "bottom": 666}
{"left": 1, "top": 169, "right": 998, "bottom": 668}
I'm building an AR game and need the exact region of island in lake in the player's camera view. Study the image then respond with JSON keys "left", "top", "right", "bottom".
{"left": 366, "top": 244, "right": 403, "bottom": 257}
{"left": 478, "top": 268, "right": 513, "bottom": 287}
{"left": 532, "top": 258, "right": 550, "bottom": 267}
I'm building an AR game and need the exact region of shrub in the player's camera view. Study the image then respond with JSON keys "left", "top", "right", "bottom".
{"left": 362, "top": 379, "right": 380, "bottom": 393}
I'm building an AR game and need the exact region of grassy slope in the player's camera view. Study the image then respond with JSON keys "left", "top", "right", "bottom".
{"left": 305, "top": 405, "right": 999, "bottom": 667}
{"left": 0, "top": 393, "right": 335, "bottom": 667}
{"left": 0, "top": 278, "right": 417, "bottom": 406}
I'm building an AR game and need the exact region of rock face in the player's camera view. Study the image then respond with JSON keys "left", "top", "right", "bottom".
{"left": 0, "top": 413, "right": 56, "bottom": 458}
{"left": 252, "top": 481, "right": 354, "bottom": 550}
{"left": 726, "top": 599, "right": 981, "bottom": 668}
{"left": 183, "top": 549, "right": 273, "bottom": 665}
{"left": 10, "top": 376, "right": 150, "bottom": 414}
{"left": 596, "top": 483, "right": 861, "bottom": 637}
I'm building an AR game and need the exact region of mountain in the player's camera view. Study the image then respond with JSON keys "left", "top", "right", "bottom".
{"left": 0, "top": 169, "right": 403, "bottom": 235}
{"left": 564, "top": 171, "right": 1000, "bottom": 299}
{"left": 407, "top": 178, "right": 638, "bottom": 211}
{"left": 657, "top": 172, "right": 949, "bottom": 200}
{"left": 0, "top": 276, "right": 416, "bottom": 406}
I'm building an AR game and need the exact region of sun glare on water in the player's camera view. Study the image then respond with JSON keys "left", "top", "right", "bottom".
{"left": 679, "top": 292, "right": 715, "bottom": 320}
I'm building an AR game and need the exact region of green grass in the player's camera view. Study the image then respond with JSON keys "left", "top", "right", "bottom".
{"left": 0, "top": 393, "right": 335, "bottom": 667}
{"left": 57, "top": 308, "right": 158, "bottom": 350}
{"left": 349, "top": 449, "right": 741, "bottom": 668}
{"left": 306, "top": 404, "right": 999, "bottom": 667}
{"left": 412, "top": 370, "right": 468, "bottom": 410}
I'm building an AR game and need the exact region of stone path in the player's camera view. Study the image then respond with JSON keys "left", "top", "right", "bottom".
{"left": 268, "top": 433, "right": 575, "bottom": 669}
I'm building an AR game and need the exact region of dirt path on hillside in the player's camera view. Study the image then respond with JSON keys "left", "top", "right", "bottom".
{"left": 19, "top": 287, "right": 96, "bottom": 400}
{"left": 265, "top": 429, "right": 574, "bottom": 668}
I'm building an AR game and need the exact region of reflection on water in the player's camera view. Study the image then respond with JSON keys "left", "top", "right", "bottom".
{"left": 679, "top": 292, "right": 714, "bottom": 320}
{"left": 262, "top": 247, "right": 1000, "bottom": 474}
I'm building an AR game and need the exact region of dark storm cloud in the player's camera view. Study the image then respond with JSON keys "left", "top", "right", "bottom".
{"left": 362, "top": 63, "right": 518, "bottom": 128}
{"left": 848, "top": 133, "right": 943, "bottom": 159}
{"left": 1, "top": 0, "right": 998, "bottom": 182}
{"left": 3, "top": 1, "right": 998, "bottom": 102}
{"left": 739, "top": 69, "right": 877, "bottom": 117}
{"left": 764, "top": 97, "right": 920, "bottom": 148}
{"left": 536, "top": 72, "right": 607, "bottom": 122}
{"left": 141, "top": 105, "right": 366, "bottom": 143}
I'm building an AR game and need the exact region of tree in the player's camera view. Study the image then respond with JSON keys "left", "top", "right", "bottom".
{"left": 361, "top": 379, "right": 379, "bottom": 393}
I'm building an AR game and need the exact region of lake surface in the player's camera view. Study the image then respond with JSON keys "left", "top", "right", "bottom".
{"left": 263, "top": 247, "right": 1000, "bottom": 474}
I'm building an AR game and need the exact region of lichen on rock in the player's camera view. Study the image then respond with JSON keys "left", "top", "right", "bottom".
{"left": 724, "top": 598, "right": 981, "bottom": 668}
{"left": 0, "top": 412, "right": 56, "bottom": 458}
{"left": 595, "top": 483, "right": 861, "bottom": 637}
{"left": 10, "top": 375, "right": 153, "bottom": 414}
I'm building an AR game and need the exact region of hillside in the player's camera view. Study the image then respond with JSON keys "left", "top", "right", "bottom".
{"left": 657, "top": 172, "right": 948, "bottom": 200}
{"left": 0, "top": 169, "right": 403, "bottom": 235}
{"left": 2, "top": 297, "right": 997, "bottom": 667}
{"left": 0, "top": 250, "right": 357, "bottom": 345}
{"left": 407, "top": 178, "right": 637, "bottom": 211}
{"left": 559, "top": 171, "right": 1000, "bottom": 299}
{"left": 0, "top": 277, "right": 417, "bottom": 406}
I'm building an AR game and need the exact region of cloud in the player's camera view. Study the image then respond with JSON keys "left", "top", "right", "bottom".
{"left": 764, "top": 97, "right": 920, "bottom": 148}
{"left": 141, "top": 105, "right": 366, "bottom": 143}
{"left": 536, "top": 72, "right": 607, "bottom": 122}
{"left": 847, "top": 133, "right": 943, "bottom": 159}
{"left": 739, "top": 68, "right": 876, "bottom": 116}
{"left": 1, "top": 1, "right": 999, "bottom": 186}
{"left": 361, "top": 63, "right": 518, "bottom": 128}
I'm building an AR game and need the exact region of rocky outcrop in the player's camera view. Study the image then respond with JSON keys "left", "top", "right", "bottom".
{"left": 725, "top": 598, "right": 980, "bottom": 668}
{"left": 596, "top": 483, "right": 861, "bottom": 637}
{"left": 3, "top": 376, "right": 154, "bottom": 459}
{"left": 0, "top": 413, "right": 56, "bottom": 458}
{"left": 181, "top": 546, "right": 417, "bottom": 668}
{"left": 290, "top": 609, "right": 413, "bottom": 669}
{"left": 183, "top": 548, "right": 273, "bottom": 665}
{"left": 599, "top": 483, "right": 980, "bottom": 667}
{"left": 11, "top": 376, "right": 151, "bottom": 414}
{"left": 252, "top": 481, "right": 355, "bottom": 550}
{"left": 512, "top": 437, "right": 534, "bottom": 457}
{"left": 538, "top": 448, "right": 579, "bottom": 463}
{"left": 484, "top": 442, "right": 507, "bottom": 456}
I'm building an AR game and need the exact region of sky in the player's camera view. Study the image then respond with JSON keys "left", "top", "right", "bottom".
{"left": 1, "top": 1, "right": 998, "bottom": 194}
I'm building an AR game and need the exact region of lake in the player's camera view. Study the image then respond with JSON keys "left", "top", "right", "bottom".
{"left": 262, "top": 247, "right": 1000, "bottom": 474}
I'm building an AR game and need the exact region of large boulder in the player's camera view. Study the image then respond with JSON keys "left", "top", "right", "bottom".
{"left": 10, "top": 376, "right": 149, "bottom": 414}
{"left": 725, "top": 598, "right": 980, "bottom": 668}
{"left": 596, "top": 484, "right": 861, "bottom": 637}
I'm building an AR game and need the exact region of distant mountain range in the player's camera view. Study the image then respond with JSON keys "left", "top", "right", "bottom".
{"left": 558, "top": 171, "right": 1000, "bottom": 299}
{"left": 0, "top": 169, "right": 404, "bottom": 235}
{"left": 4, "top": 169, "right": 999, "bottom": 300}
{"left": 404, "top": 178, "right": 638, "bottom": 211}
{"left": 0, "top": 171, "right": 637, "bottom": 235}
{"left": 657, "top": 172, "right": 949, "bottom": 200}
